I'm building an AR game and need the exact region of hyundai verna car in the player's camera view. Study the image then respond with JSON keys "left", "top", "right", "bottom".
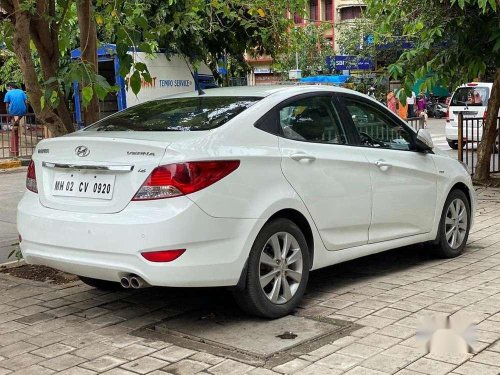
{"left": 18, "top": 86, "right": 475, "bottom": 318}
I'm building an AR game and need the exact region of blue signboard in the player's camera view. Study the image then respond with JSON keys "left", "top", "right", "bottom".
{"left": 328, "top": 55, "right": 374, "bottom": 71}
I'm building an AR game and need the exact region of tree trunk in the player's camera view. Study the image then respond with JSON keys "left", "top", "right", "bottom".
{"left": 7, "top": 0, "right": 68, "bottom": 137}
{"left": 473, "top": 67, "right": 500, "bottom": 182}
{"left": 30, "top": 0, "right": 74, "bottom": 134}
{"left": 77, "top": 0, "right": 99, "bottom": 125}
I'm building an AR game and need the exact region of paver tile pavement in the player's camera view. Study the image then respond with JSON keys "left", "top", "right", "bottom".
{"left": 0, "top": 189, "right": 499, "bottom": 374}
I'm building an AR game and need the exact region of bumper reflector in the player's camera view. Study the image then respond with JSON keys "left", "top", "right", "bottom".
{"left": 141, "top": 249, "right": 186, "bottom": 262}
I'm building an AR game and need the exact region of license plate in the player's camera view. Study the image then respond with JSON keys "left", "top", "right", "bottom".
{"left": 52, "top": 172, "right": 115, "bottom": 200}
{"left": 453, "top": 111, "right": 478, "bottom": 118}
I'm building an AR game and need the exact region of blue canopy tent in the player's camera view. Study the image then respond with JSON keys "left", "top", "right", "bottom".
{"left": 299, "top": 75, "right": 350, "bottom": 85}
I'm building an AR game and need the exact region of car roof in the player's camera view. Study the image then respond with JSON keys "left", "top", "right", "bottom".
{"left": 456, "top": 82, "right": 493, "bottom": 89}
{"left": 160, "top": 84, "right": 362, "bottom": 99}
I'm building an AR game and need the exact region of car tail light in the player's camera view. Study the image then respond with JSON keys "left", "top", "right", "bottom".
{"left": 467, "top": 83, "right": 478, "bottom": 86}
{"left": 132, "top": 160, "right": 240, "bottom": 201}
{"left": 483, "top": 111, "right": 488, "bottom": 120}
{"left": 141, "top": 249, "right": 185, "bottom": 262}
{"left": 26, "top": 160, "right": 38, "bottom": 193}
{"left": 446, "top": 108, "right": 450, "bottom": 123}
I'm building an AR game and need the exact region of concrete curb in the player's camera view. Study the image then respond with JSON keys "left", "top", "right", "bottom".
{"left": 0, "top": 159, "right": 21, "bottom": 169}
{"left": 0, "top": 259, "right": 25, "bottom": 269}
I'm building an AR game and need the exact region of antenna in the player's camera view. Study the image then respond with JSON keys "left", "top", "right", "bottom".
{"left": 182, "top": 55, "right": 205, "bottom": 96}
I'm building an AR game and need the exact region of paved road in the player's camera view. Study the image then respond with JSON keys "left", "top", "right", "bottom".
{"left": 425, "top": 117, "right": 456, "bottom": 157}
{"left": 0, "top": 169, "right": 25, "bottom": 263}
{"left": 0, "top": 189, "right": 497, "bottom": 374}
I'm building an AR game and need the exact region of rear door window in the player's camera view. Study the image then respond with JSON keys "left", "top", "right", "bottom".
{"left": 451, "top": 87, "right": 489, "bottom": 107}
{"left": 278, "top": 96, "right": 347, "bottom": 144}
{"left": 85, "top": 96, "right": 261, "bottom": 131}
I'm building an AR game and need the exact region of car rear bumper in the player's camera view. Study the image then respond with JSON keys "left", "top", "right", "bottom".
{"left": 17, "top": 192, "right": 262, "bottom": 287}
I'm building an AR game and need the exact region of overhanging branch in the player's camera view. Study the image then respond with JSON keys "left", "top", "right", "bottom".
{"left": 0, "top": 0, "right": 14, "bottom": 20}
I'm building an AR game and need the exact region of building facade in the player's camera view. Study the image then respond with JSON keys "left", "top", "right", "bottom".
{"left": 245, "top": 0, "right": 366, "bottom": 85}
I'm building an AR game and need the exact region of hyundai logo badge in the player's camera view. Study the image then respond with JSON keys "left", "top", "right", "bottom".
{"left": 75, "top": 145, "right": 90, "bottom": 157}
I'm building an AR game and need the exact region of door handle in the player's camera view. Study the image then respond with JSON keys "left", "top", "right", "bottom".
{"left": 374, "top": 160, "right": 392, "bottom": 171}
{"left": 290, "top": 153, "right": 316, "bottom": 162}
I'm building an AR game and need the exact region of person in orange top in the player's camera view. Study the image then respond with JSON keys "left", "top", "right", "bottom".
{"left": 398, "top": 99, "right": 408, "bottom": 119}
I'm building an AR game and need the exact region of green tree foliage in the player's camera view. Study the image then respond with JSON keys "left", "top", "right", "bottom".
{"left": 365, "top": 0, "right": 500, "bottom": 181}
{"left": 336, "top": 18, "right": 374, "bottom": 59}
{"left": 0, "top": 0, "right": 307, "bottom": 133}
{"left": 367, "top": 0, "right": 499, "bottom": 97}
{"left": 0, "top": 50, "right": 27, "bottom": 89}
{"left": 272, "top": 23, "right": 335, "bottom": 77}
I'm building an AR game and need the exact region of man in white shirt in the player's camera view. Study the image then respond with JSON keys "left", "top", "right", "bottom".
{"left": 407, "top": 91, "right": 416, "bottom": 118}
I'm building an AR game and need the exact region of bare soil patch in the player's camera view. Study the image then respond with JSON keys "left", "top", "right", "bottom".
{"left": 0, "top": 264, "right": 78, "bottom": 284}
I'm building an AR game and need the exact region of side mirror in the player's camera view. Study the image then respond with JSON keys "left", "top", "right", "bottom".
{"left": 416, "top": 128, "right": 434, "bottom": 150}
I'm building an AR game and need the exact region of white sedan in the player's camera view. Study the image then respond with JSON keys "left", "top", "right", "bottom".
{"left": 18, "top": 86, "right": 475, "bottom": 318}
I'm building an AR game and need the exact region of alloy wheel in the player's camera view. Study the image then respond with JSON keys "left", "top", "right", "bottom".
{"left": 445, "top": 198, "right": 468, "bottom": 249}
{"left": 259, "top": 232, "right": 303, "bottom": 305}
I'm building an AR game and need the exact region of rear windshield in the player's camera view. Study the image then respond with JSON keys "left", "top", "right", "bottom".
{"left": 84, "top": 96, "right": 261, "bottom": 131}
{"left": 451, "top": 87, "right": 490, "bottom": 107}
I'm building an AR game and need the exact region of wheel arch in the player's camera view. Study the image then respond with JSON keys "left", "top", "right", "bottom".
{"left": 450, "top": 182, "right": 472, "bottom": 208}
{"left": 432, "top": 181, "right": 473, "bottom": 255}
{"left": 266, "top": 208, "right": 315, "bottom": 268}
{"left": 235, "top": 208, "right": 315, "bottom": 290}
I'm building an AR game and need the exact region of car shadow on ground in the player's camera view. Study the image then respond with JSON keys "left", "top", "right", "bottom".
{"left": 110, "top": 243, "right": 446, "bottom": 318}
{"left": 308, "top": 243, "right": 440, "bottom": 289}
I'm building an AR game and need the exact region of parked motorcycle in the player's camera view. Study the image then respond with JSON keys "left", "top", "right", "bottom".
{"left": 426, "top": 98, "right": 448, "bottom": 119}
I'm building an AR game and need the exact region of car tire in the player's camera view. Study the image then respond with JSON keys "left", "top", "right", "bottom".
{"left": 447, "top": 140, "right": 459, "bottom": 149}
{"left": 79, "top": 276, "right": 122, "bottom": 291}
{"left": 233, "top": 218, "right": 310, "bottom": 319}
{"left": 433, "top": 189, "right": 471, "bottom": 258}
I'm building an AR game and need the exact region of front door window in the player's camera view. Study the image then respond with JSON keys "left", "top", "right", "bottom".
{"left": 344, "top": 99, "right": 414, "bottom": 151}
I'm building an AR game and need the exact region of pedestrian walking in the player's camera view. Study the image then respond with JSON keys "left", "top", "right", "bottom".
{"left": 387, "top": 90, "right": 397, "bottom": 114}
{"left": 416, "top": 94, "right": 426, "bottom": 115}
{"left": 417, "top": 94, "right": 428, "bottom": 127}
{"left": 4, "top": 83, "right": 28, "bottom": 157}
{"left": 407, "top": 91, "right": 416, "bottom": 118}
{"left": 3, "top": 83, "right": 27, "bottom": 127}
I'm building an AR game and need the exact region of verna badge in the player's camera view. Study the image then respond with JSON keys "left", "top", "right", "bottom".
{"left": 75, "top": 146, "right": 90, "bottom": 157}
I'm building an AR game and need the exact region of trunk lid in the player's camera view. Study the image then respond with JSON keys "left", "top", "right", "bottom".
{"left": 33, "top": 131, "right": 207, "bottom": 213}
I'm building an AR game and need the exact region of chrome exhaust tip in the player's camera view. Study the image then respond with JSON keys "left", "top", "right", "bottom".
{"left": 120, "top": 276, "right": 131, "bottom": 289}
{"left": 130, "top": 275, "right": 147, "bottom": 289}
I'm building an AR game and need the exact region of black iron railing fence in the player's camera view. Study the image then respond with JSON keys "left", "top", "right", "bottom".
{"left": 406, "top": 116, "right": 426, "bottom": 133}
{"left": 457, "top": 114, "right": 500, "bottom": 175}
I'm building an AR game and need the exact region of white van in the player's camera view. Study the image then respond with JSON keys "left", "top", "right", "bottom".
{"left": 445, "top": 82, "right": 492, "bottom": 149}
